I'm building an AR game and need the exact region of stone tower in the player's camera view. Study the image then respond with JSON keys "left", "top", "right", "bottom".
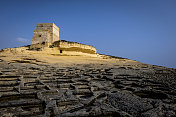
{"left": 31, "top": 23, "right": 59, "bottom": 45}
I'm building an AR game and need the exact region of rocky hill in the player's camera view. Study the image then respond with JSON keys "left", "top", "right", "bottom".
{"left": 0, "top": 49, "right": 176, "bottom": 117}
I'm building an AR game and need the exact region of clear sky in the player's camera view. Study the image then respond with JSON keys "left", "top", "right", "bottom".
{"left": 0, "top": 0, "right": 176, "bottom": 68}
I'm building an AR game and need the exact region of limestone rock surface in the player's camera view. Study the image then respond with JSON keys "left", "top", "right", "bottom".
{"left": 0, "top": 51, "right": 176, "bottom": 117}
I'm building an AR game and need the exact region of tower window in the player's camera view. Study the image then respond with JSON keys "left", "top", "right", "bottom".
{"left": 42, "top": 42, "right": 45, "bottom": 45}
{"left": 39, "top": 35, "right": 42, "bottom": 37}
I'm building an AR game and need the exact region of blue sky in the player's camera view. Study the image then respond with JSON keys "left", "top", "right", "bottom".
{"left": 0, "top": 0, "right": 176, "bottom": 68}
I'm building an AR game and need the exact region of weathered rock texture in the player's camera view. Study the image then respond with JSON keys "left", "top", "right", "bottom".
{"left": 0, "top": 51, "right": 176, "bottom": 117}
{"left": 53, "top": 40, "right": 96, "bottom": 54}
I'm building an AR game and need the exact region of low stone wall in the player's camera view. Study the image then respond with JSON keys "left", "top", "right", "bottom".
{"left": 30, "top": 42, "right": 52, "bottom": 50}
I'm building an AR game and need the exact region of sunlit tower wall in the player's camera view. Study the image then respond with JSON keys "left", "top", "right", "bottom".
{"left": 31, "top": 23, "right": 59, "bottom": 45}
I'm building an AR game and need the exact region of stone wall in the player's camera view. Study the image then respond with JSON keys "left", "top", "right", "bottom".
{"left": 31, "top": 30, "right": 50, "bottom": 45}
{"left": 30, "top": 42, "right": 51, "bottom": 50}
{"left": 52, "top": 25, "right": 59, "bottom": 42}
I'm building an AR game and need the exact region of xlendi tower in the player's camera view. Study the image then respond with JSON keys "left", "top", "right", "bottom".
{"left": 31, "top": 23, "right": 60, "bottom": 45}
{"left": 30, "top": 23, "right": 96, "bottom": 55}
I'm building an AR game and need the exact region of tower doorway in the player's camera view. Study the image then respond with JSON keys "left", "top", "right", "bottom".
{"left": 60, "top": 50, "right": 62, "bottom": 53}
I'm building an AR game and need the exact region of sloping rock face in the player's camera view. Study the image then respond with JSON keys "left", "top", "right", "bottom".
{"left": 0, "top": 55, "right": 176, "bottom": 117}
{"left": 53, "top": 40, "right": 97, "bottom": 54}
